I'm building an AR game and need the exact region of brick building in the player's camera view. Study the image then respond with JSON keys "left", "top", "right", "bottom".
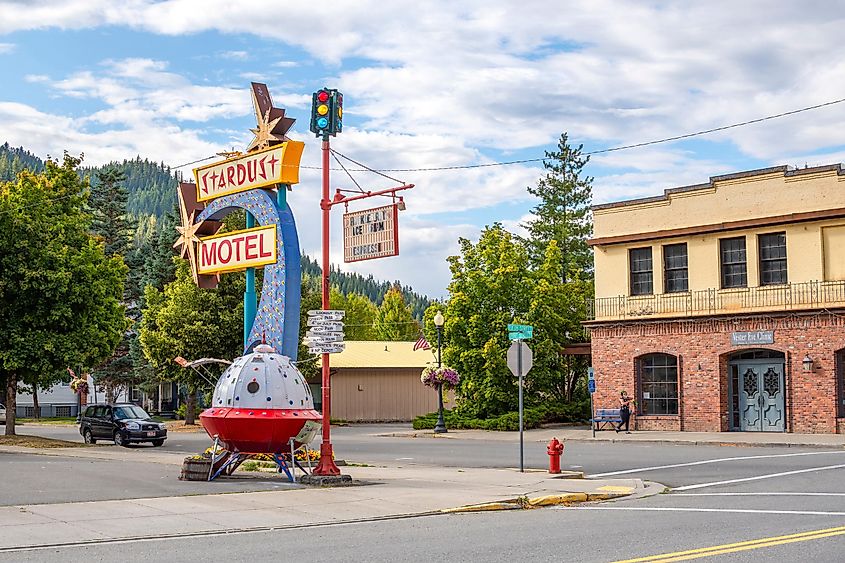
{"left": 587, "top": 164, "right": 845, "bottom": 433}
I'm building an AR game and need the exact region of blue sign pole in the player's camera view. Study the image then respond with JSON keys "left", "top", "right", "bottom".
{"left": 243, "top": 211, "right": 257, "bottom": 350}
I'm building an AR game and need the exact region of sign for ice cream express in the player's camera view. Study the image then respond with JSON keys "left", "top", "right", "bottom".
{"left": 193, "top": 141, "right": 304, "bottom": 202}
{"left": 343, "top": 204, "right": 399, "bottom": 263}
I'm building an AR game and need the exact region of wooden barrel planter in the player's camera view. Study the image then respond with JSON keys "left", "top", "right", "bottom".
{"left": 180, "top": 456, "right": 212, "bottom": 481}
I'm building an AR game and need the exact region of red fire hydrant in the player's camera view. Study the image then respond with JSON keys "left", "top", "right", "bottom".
{"left": 547, "top": 437, "right": 564, "bottom": 474}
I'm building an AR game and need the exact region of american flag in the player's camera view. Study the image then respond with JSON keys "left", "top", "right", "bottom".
{"left": 413, "top": 333, "right": 431, "bottom": 351}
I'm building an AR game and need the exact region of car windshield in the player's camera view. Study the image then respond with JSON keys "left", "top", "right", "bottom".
{"left": 113, "top": 406, "right": 150, "bottom": 420}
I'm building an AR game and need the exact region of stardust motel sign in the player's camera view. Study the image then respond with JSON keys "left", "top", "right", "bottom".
{"left": 193, "top": 142, "right": 305, "bottom": 202}
{"left": 343, "top": 203, "right": 399, "bottom": 263}
{"left": 197, "top": 225, "right": 277, "bottom": 275}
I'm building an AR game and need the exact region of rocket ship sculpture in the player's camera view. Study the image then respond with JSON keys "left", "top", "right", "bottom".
{"left": 200, "top": 344, "right": 321, "bottom": 453}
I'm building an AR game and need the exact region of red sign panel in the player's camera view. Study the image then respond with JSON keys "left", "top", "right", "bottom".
{"left": 343, "top": 204, "right": 399, "bottom": 263}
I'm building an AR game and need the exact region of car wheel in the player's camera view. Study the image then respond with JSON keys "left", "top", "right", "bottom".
{"left": 83, "top": 429, "right": 96, "bottom": 444}
{"left": 151, "top": 439, "right": 164, "bottom": 447}
{"left": 114, "top": 431, "right": 128, "bottom": 447}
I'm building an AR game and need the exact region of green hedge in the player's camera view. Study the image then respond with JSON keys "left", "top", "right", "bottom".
{"left": 412, "top": 399, "right": 590, "bottom": 431}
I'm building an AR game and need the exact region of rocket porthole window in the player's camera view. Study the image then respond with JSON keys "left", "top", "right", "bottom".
{"left": 247, "top": 381, "right": 260, "bottom": 394}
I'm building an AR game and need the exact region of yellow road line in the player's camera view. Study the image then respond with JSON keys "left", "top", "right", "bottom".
{"left": 613, "top": 525, "right": 845, "bottom": 562}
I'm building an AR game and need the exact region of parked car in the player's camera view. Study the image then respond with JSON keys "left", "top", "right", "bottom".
{"left": 78, "top": 403, "right": 167, "bottom": 447}
{"left": 0, "top": 403, "right": 5, "bottom": 424}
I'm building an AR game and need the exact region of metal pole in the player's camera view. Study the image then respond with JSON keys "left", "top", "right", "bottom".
{"left": 434, "top": 326, "right": 446, "bottom": 433}
{"left": 314, "top": 136, "right": 340, "bottom": 476}
{"left": 590, "top": 386, "right": 596, "bottom": 439}
{"left": 518, "top": 341, "right": 524, "bottom": 473}
{"left": 244, "top": 212, "right": 256, "bottom": 350}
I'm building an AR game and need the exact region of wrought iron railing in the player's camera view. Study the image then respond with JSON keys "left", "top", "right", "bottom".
{"left": 588, "top": 280, "right": 845, "bottom": 320}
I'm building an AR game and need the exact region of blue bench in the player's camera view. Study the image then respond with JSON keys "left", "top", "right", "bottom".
{"left": 592, "top": 408, "right": 622, "bottom": 430}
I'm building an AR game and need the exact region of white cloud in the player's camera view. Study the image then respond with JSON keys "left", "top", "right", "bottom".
{"left": 0, "top": 42, "right": 14, "bottom": 54}
{"left": 4, "top": 2, "right": 845, "bottom": 296}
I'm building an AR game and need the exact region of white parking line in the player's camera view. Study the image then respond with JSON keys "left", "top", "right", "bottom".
{"left": 590, "top": 451, "right": 845, "bottom": 478}
{"left": 673, "top": 463, "right": 845, "bottom": 491}
{"left": 556, "top": 506, "right": 845, "bottom": 516}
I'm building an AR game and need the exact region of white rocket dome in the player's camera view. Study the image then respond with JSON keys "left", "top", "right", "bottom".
{"left": 212, "top": 345, "right": 315, "bottom": 411}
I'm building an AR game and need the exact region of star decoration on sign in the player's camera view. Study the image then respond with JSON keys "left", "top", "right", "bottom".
{"left": 246, "top": 82, "right": 296, "bottom": 153}
{"left": 173, "top": 187, "right": 204, "bottom": 283}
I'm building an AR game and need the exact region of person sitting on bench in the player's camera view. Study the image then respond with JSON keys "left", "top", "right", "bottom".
{"left": 616, "top": 390, "right": 634, "bottom": 434}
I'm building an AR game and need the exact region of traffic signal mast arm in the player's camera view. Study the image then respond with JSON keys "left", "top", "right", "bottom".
{"left": 324, "top": 184, "right": 415, "bottom": 210}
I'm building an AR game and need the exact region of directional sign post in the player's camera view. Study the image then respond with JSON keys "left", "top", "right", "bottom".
{"left": 507, "top": 340, "right": 533, "bottom": 472}
{"left": 588, "top": 367, "right": 596, "bottom": 438}
{"left": 306, "top": 310, "right": 345, "bottom": 356}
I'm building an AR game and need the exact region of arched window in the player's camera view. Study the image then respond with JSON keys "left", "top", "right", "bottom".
{"left": 638, "top": 354, "right": 679, "bottom": 415}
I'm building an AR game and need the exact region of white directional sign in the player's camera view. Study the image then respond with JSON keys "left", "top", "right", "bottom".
{"left": 308, "top": 343, "right": 345, "bottom": 355}
{"left": 308, "top": 309, "right": 345, "bottom": 319}
{"left": 305, "top": 333, "right": 344, "bottom": 344}
{"left": 306, "top": 323, "right": 344, "bottom": 333}
{"left": 306, "top": 310, "right": 345, "bottom": 354}
{"left": 507, "top": 341, "right": 533, "bottom": 377}
{"left": 307, "top": 319, "right": 344, "bottom": 330}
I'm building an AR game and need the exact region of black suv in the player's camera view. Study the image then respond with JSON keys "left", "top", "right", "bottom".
{"left": 79, "top": 404, "right": 167, "bottom": 447}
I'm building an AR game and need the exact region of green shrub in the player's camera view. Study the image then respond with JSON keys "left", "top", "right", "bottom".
{"left": 412, "top": 398, "right": 590, "bottom": 431}
{"left": 175, "top": 404, "right": 186, "bottom": 420}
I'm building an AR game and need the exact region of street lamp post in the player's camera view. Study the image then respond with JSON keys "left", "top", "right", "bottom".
{"left": 433, "top": 311, "right": 447, "bottom": 434}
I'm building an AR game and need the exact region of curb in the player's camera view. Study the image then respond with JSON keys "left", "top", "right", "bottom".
{"left": 560, "top": 437, "right": 845, "bottom": 450}
{"left": 441, "top": 490, "right": 632, "bottom": 513}
{"left": 377, "top": 432, "right": 845, "bottom": 450}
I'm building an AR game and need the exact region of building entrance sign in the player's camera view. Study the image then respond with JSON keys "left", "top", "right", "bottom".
{"left": 730, "top": 331, "right": 774, "bottom": 346}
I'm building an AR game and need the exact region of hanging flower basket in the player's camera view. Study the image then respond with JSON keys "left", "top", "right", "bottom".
{"left": 420, "top": 366, "right": 460, "bottom": 390}
{"left": 70, "top": 378, "right": 89, "bottom": 395}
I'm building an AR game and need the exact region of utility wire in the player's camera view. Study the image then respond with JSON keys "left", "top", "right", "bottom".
{"left": 170, "top": 96, "right": 845, "bottom": 174}
{"left": 329, "top": 149, "right": 405, "bottom": 184}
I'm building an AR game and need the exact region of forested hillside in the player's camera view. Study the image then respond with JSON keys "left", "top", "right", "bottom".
{"left": 0, "top": 144, "right": 45, "bottom": 181}
{"left": 301, "top": 255, "right": 431, "bottom": 319}
{"left": 0, "top": 143, "right": 432, "bottom": 316}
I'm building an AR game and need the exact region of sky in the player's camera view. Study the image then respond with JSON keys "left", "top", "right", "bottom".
{"left": 2, "top": 1, "right": 845, "bottom": 298}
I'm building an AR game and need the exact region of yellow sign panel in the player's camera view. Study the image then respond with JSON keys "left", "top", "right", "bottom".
{"left": 193, "top": 141, "right": 305, "bottom": 202}
{"left": 197, "top": 225, "right": 277, "bottom": 275}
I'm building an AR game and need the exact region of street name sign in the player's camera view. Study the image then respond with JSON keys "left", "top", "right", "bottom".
{"left": 507, "top": 323, "right": 533, "bottom": 340}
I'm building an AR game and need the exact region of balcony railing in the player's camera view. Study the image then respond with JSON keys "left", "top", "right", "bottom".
{"left": 588, "top": 280, "right": 845, "bottom": 321}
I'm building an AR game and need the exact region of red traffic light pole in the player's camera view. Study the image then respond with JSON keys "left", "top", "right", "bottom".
{"left": 309, "top": 88, "right": 413, "bottom": 476}
{"left": 312, "top": 135, "right": 340, "bottom": 476}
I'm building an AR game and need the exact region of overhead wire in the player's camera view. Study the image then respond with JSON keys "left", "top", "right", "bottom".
{"left": 169, "top": 96, "right": 845, "bottom": 173}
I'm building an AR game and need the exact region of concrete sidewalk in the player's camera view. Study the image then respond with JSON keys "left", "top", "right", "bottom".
{"left": 0, "top": 463, "right": 655, "bottom": 551}
{"left": 379, "top": 425, "right": 845, "bottom": 448}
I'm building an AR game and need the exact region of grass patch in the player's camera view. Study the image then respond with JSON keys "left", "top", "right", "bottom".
{"left": 240, "top": 460, "right": 276, "bottom": 472}
{"left": 16, "top": 417, "right": 78, "bottom": 425}
{"left": 0, "top": 434, "right": 86, "bottom": 448}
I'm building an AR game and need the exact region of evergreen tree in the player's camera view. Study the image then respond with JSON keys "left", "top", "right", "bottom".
{"left": 89, "top": 168, "right": 132, "bottom": 258}
{"left": 523, "top": 132, "right": 594, "bottom": 280}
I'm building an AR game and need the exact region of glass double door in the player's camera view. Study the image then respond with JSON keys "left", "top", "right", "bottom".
{"left": 735, "top": 360, "right": 785, "bottom": 432}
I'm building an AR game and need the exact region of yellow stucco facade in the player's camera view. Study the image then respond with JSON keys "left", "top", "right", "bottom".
{"left": 590, "top": 164, "right": 845, "bottom": 320}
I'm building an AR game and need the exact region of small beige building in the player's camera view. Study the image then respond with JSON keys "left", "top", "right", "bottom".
{"left": 315, "top": 341, "right": 454, "bottom": 422}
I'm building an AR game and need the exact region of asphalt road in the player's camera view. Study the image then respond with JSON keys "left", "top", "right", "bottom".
{"left": 4, "top": 424, "right": 845, "bottom": 561}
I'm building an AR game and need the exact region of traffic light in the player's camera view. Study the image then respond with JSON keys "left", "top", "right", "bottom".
{"left": 310, "top": 88, "right": 343, "bottom": 137}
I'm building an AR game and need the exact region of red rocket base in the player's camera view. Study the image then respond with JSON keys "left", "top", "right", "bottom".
{"left": 200, "top": 407, "right": 321, "bottom": 454}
